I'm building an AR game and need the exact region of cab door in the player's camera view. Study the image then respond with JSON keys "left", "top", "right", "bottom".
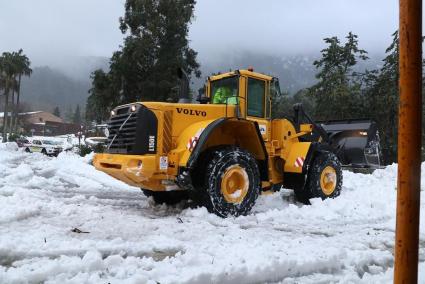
{"left": 244, "top": 76, "right": 271, "bottom": 142}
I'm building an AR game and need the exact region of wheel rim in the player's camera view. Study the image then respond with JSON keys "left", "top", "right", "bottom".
{"left": 320, "top": 166, "right": 337, "bottom": 196}
{"left": 221, "top": 165, "right": 249, "bottom": 204}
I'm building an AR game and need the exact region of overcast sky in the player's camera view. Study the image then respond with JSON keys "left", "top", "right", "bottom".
{"left": 0, "top": 0, "right": 403, "bottom": 67}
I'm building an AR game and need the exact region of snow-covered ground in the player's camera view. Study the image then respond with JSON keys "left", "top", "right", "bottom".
{"left": 0, "top": 143, "right": 424, "bottom": 284}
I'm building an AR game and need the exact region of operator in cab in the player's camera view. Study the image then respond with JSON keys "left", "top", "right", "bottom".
{"left": 212, "top": 86, "right": 238, "bottom": 105}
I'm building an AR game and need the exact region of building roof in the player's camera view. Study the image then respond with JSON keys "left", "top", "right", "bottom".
{"left": 0, "top": 111, "right": 43, "bottom": 118}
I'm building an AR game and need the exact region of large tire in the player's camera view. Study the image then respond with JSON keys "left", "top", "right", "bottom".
{"left": 295, "top": 151, "right": 342, "bottom": 204}
{"left": 192, "top": 146, "right": 261, "bottom": 217}
{"left": 41, "top": 148, "right": 47, "bottom": 155}
{"left": 141, "top": 189, "right": 188, "bottom": 205}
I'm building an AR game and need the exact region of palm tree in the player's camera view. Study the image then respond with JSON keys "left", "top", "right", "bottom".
{"left": 0, "top": 65, "right": 4, "bottom": 137}
{"left": 11, "top": 49, "right": 31, "bottom": 133}
{"left": 0, "top": 52, "right": 18, "bottom": 142}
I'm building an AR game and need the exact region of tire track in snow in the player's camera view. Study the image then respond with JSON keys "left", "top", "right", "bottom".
{"left": 0, "top": 146, "right": 424, "bottom": 283}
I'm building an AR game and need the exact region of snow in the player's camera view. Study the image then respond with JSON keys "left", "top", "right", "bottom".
{"left": 0, "top": 111, "right": 42, "bottom": 118}
{"left": 0, "top": 146, "right": 424, "bottom": 283}
{"left": 229, "top": 189, "right": 242, "bottom": 199}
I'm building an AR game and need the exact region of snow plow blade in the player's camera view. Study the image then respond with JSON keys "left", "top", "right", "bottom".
{"left": 321, "top": 119, "right": 382, "bottom": 171}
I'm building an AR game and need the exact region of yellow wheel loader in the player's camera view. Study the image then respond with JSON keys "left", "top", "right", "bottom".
{"left": 93, "top": 68, "right": 381, "bottom": 217}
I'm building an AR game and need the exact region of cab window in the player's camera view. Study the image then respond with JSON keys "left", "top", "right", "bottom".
{"left": 33, "top": 140, "right": 41, "bottom": 145}
{"left": 210, "top": 76, "right": 238, "bottom": 105}
{"left": 268, "top": 78, "right": 281, "bottom": 118}
{"left": 247, "top": 78, "right": 265, "bottom": 117}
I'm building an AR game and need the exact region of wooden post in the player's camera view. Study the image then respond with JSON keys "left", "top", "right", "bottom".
{"left": 394, "top": 0, "right": 422, "bottom": 283}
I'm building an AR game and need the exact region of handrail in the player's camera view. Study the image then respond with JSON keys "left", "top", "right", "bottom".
{"left": 225, "top": 95, "right": 246, "bottom": 118}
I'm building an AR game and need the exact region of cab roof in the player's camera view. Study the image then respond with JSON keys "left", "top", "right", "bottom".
{"left": 209, "top": 69, "right": 274, "bottom": 82}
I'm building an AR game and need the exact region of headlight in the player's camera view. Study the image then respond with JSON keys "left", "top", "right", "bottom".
{"left": 130, "top": 105, "right": 137, "bottom": 112}
{"left": 110, "top": 110, "right": 116, "bottom": 116}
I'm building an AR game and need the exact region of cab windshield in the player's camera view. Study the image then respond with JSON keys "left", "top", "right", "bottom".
{"left": 210, "top": 76, "right": 238, "bottom": 105}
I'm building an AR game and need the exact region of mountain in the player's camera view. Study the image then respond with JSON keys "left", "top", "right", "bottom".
{"left": 192, "top": 51, "right": 384, "bottom": 95}
{"left": 19, "top": 66, "right": 91, "bottom": 113}
{"left": 49, "top": 56, "right": 110, "bottom": 82}
{"left": 17, "top": 56, "right": 110, "bottom": 114}
{"left": 16, "top": 53, "right": 384, "bottom": 115}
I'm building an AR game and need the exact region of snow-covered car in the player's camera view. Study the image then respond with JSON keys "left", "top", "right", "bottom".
{"left": 53, "top": 138, "right": 74, "bottom": 152}
{"left": 85, "top": 136, "right": 107, "bottom": 146}
{"left": 24, "top": 139, "right": 63, "bottom": 156}
{"left": 85, "top": 137, "right": 107, "bottom": 149}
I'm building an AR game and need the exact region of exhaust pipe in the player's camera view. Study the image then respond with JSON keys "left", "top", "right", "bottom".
{"left": 177, "top": 68, "right": 191, "bottom": 103}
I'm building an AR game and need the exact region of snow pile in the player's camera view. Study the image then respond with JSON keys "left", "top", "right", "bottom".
{"left": 0, "top": 147, "right": 424, "bottom": 283}
{"left": 0, "top": 142, "right": 18, "bottom": 152}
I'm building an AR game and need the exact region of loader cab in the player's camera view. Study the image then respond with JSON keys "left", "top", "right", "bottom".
{"left": 207, "top": 69, "right": 278, "bottom": 140}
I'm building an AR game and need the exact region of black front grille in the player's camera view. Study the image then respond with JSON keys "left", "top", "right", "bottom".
{"left": 106, "top": 105, "right": 158, "bottom": 155}
{"left": 107, "top": 111, "right": 137, "bottom": 153}
{"left": 116, "top": 107, "right": 130, "bottom": 115}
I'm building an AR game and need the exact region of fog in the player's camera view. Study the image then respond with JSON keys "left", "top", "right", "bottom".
{"left": 191, "top": 0, "right": 399, "bottom": 64}
{"left": 0, "top": 0, "right": 403, "bottom": 68}
{"left": 0, "top": 0, "right": 124, "bottom": 67}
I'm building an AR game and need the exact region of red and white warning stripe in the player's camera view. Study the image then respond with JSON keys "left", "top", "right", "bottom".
{"left": 186, "top": 128, "right": 205, "bottom": 152}
{"left": 187, "top": 137, "right": 198, "bottom": 151}
{"left": 294, "top": 157, "right": 305, "bottom": 167}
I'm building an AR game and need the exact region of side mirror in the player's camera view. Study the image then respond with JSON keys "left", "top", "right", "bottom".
{"left": 197, "top": 86, "right": 209, "bottom": 104}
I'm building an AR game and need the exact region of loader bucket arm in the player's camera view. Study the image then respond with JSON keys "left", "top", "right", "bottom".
{"left": 293, "top": 103, "right": 329, "bottom": 143}
{"left": 291, "top": 104, "right": 382, "bottom": 170}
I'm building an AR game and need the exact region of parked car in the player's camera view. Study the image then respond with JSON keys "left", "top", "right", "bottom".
{"left": 16, "top": 137, "right": 30, "bottom": 147}
{"left": 24, "top": 139, "right": 63, "bottom": 156}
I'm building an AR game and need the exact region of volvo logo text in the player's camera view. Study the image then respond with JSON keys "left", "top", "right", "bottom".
{"left": 176, "top": 108, "right": 207, "bottom": 117}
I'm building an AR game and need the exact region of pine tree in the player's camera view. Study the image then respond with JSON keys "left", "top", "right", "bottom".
{"left": 87, "top": 0, "right": 201, "bottom": 121}
{"left": 53, "top": 106, "right": 61, "bottom": 118}
{"left": 271, "top": 89, "right": 315, "bottom": 119}
{"left": 361, "top": 31, "right": 399, "bottom": 163}
{"left": 309, "top": 32, "right": 368, "bottom": 120}
{"left": 118, "top": 0, "right": 201, "bottom": 101}
{"left": 73, "top": 104, "right": 82, "bottom": 125}
{"left": 86, "top": 70, "right": 118, "bottom": 123}
{"left": 64, "top": 106, "right": 74, "bottom": 123}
